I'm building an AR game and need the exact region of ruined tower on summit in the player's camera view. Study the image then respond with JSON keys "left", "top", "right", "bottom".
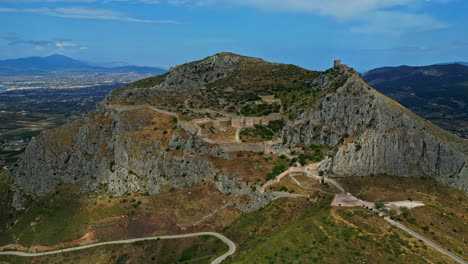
{"left": 334, "top": 60, "right": 341, "bottom": 68}
{"left": 334, "top": 60, "right": 349, "bottom": 69}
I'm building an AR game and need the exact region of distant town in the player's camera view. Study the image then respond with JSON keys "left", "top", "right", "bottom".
{"left": 0, "top": 72, "right": 153, "bottom": 90}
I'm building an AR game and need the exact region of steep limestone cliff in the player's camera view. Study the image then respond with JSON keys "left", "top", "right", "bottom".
{"left": 282, "top": 67, "right": 467, "bottom": 190}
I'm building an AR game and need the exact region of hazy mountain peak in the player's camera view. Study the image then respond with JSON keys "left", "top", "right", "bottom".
{"left": 0, "top": 54, "right": 166, "bottom": 76}
{"left": 45, "top": 53, "right": 70, "bottom": 59}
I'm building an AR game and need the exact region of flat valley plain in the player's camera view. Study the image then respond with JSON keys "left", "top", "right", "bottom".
{"left": 0, "top": 84, "right": 121, "bottom": 167}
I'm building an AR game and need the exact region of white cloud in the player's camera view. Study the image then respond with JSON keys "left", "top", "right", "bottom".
{"left": 0, "top": 0, "right": 162, "bottom": 2}
{"left": 0, "top": 0, "right": 96, "bottom": 2}
{"left": 138, "top": 0, "right": 161, "bottom": 4}
{"left": 104, "top": 0, "right": 162, "bottom": 3}
{"left": 1, "top": 34, "right": 88, "bottom": 52}
{"left": 350, "top": 11, "right": 447, "bottom": 35}
{"left": 182, "top": 0, "right": 450, "bottom": 34}
{"left": 55, "top": 41, "right": 78, "bottom": 48}
{"left": 230, "top": 0, "right": 416, "bottom": 20}
{"left": 0, "top": 6, "right": 179, "bottom": 23}
{"left": 174, "top": 0, "right": 444, "bottom": 19}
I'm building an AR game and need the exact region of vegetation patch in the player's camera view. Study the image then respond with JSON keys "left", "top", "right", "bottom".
{"left": 297, "top": 150, "right": 324, "bottom": 165}
{"left": 208, "top": 152, "right": 278, "bottom": 183}
{"left": 240, "top": 125, "right": 274, "bottom": 141}
{"left": 267, "top": 119, "right": 285, "bottom": 133}
{"left": 123, "top": 72, "right": 169, "bottom": 89}
{"left": 265, "top": 160, "right": 287, "bottom": 181}
{"left": 338, "top": 175, "right": 467, "bottom": 261}
{"left": 224, "top": 198, "right": 453, "bottom": 264}
{"left": 0, "top": 169, "right": 13, "bottom": 244}
{"left": 240, "top": 103, "right": 280, "bottom": 117}
{"left": 240, "top": 120, "right": 285, "bottom": 143}
{"left": 0, "top": 236, "right": 227, "bottom": 264}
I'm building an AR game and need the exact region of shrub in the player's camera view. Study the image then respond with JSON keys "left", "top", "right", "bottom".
{"left": 267, "top": 119, "right": 285, "bottom": 132}
{"left": 110, "top": 160, "right": 116, "bottom": 172}
{"left": 375, "top": 202, "right": 385, "bottom": 210}
{"left": 400, "top": 207, "right": 410, "bottom": 218}
{"left": 266, "top": 160, "right": 288, "bottom": 181}
{"left": 389, "top": 209, "right": 399, "bottom": 220}
{"left": 272, "top": 160, "right": 287, "bottom": 175}
{"left": 355, "top": 144, "right": 362, "bottom": 152}
{"left": 240, "top": 103, "right": 280, "bottom": 117}
{"left": 241, "top": 125, "right": 274, "bottom": 140}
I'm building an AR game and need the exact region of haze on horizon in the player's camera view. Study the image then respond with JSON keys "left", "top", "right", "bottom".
{"left": 1, "top": 0, "right": 468, "bottom": 71}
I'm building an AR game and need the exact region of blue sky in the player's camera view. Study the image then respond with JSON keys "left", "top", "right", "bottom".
{"left": 1, "top": 0, "right": 467, "bottom": 71}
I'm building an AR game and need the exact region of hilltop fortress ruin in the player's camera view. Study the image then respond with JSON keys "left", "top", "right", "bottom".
{"left": 11, "top": 53, "right": 467, "bottom": 202}
{"left": 334, "top": 59, "right": 348, "bottom": 68}
{"left": 106, "top": 93, "right": 288, "bottom": 155}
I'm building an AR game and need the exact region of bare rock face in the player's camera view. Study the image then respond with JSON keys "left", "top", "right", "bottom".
{"left": 9, "top": 53, "right": 468, "bottom": 212}
{"left": 282, "top": 68, "right": 468, "bottom": 190}
{"left": 10, "top": 104, "right": 270, "bottom": 212}
{"left": 155, "top": 53, "right": 243, "bottom": 91}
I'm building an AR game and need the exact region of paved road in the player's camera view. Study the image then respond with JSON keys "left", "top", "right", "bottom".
{"left": 0, "top": 232, "right": 236, "bottom": 264}
{"left": 385, "top": 217, "right": 467, "bottom": 263}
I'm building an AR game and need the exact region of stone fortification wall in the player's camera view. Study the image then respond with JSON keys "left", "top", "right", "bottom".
{"left": 218, "top": 142, "right": 264, "bottom": 153}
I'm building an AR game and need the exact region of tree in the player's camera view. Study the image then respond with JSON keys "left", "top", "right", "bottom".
{"left": 389, "top": 209, "right": 399, "bottom": 220}
{"left": 400, "top": 206, "right": 410, "bottom": 218}
{"left": 375, "top": 202, "right": 385, "bottom": 210}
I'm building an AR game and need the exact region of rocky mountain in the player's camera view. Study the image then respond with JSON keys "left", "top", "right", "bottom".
{"left": 0, "top": 54, "right": 166, "bottom": 76}
{"left": 9, "top": 53, "right": 468, "bottom": 210}
{"left": 362, "top": 64, "right": 468, "bottom": 138}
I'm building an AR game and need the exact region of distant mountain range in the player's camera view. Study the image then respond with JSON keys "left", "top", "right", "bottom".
{"left": 362, "top": 63, "right": 468, "bottom": 138}
{"left": 435, "top": 62, "right": 468, "bottom": 66}
{"left": 0, "top": 54, "right": 166, "bottom": 76}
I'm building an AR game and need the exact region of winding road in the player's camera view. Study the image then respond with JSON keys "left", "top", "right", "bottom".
{"left": 0, "top": 232, "right": 236, "bottom": 264}
{"left": 266, "top": 162, "right": 466, "bottom": 264}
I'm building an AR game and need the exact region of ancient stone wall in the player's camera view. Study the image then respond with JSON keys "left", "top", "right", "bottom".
{"left": 231, "top": 117, "right": 245, "bottom": 128}
{"left": 218, "top": 142, "right": 264, "bottom": 153}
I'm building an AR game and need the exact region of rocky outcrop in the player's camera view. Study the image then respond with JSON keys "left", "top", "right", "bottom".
{"left": 155, "top": 53, "right": 243, "bottom": 91}
{"left": 9, "top": 53, "right": 468, "bottom": 211}
{"left": 10, "top": 102, "right": 269, "bottom": 212}
{"left": 167, "top": 130, "right": 230, "bottom": 159}
{"left": 214, "top": 174, "right": 273, "bottom": 212}
{"left": 282, "top": 67, "right": 468, "bottom": 190}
